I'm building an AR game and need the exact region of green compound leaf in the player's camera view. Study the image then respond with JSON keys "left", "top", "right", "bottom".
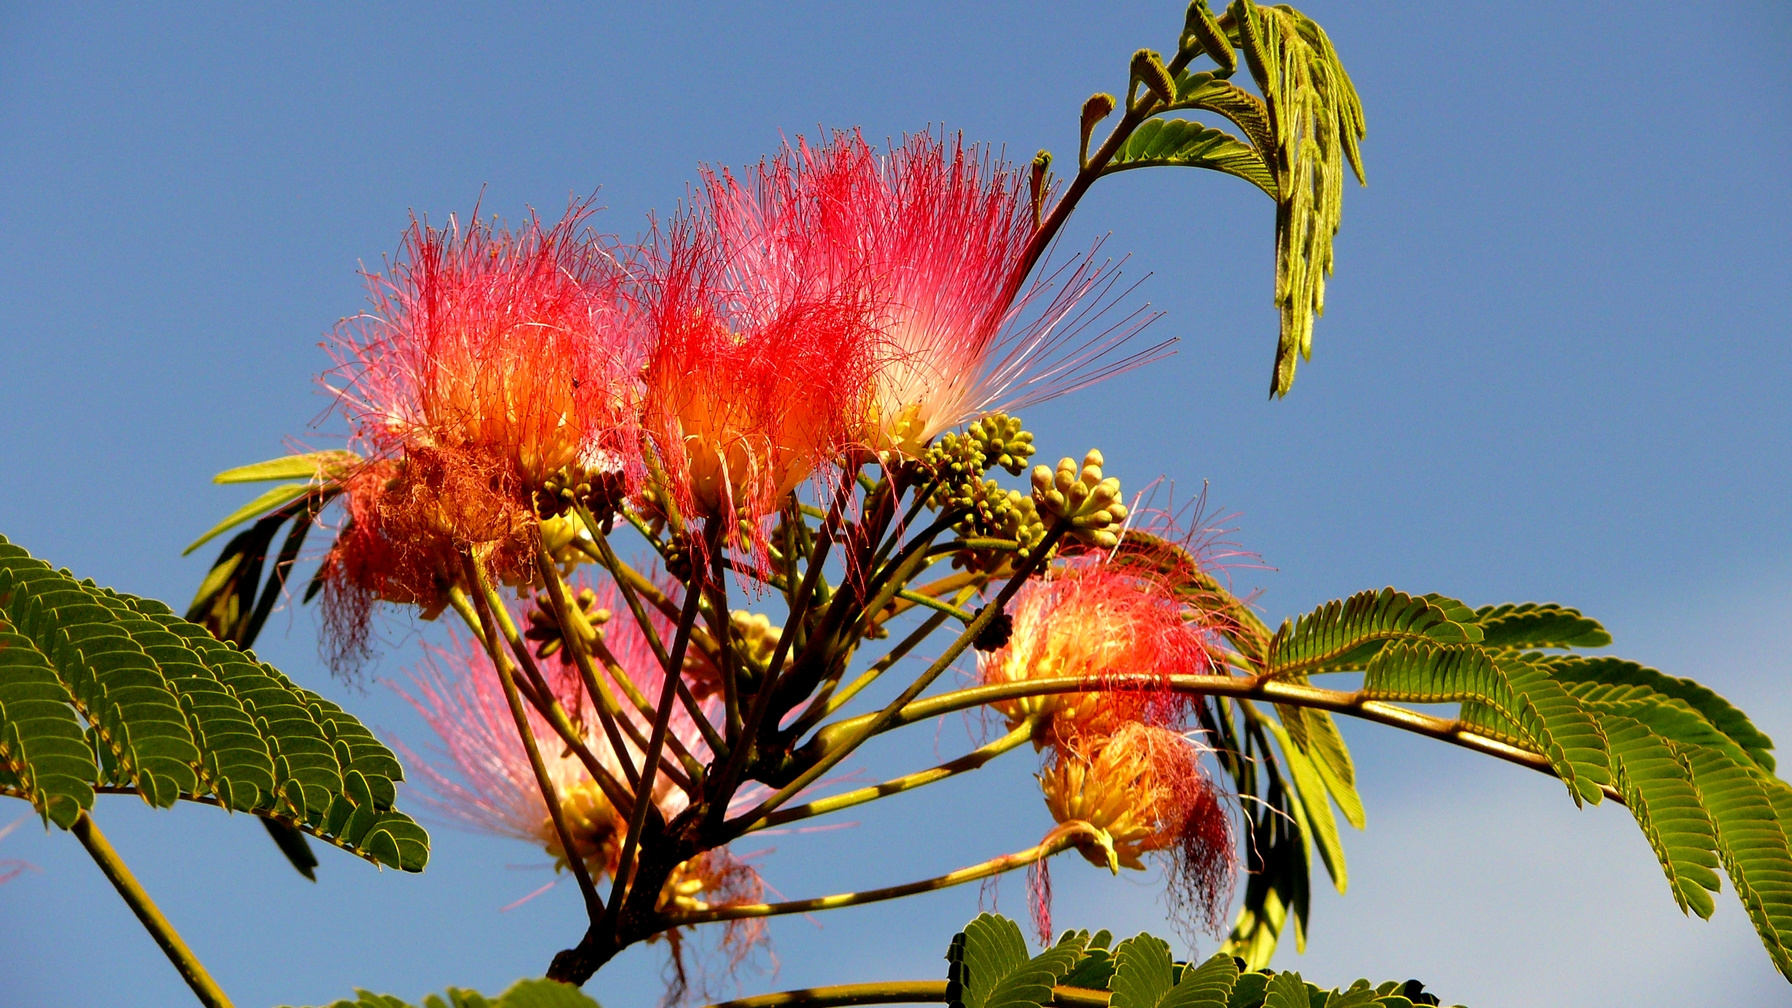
{"left": 185, "top": 449, "right": 358, "bottom": 557}
{"left": 1060, "top": 930, "right": 1116, "bottom": 992}
{"left": 1682, "top": 747, "right": 1792, "bottom": 976}
{"left": 1267, "top": 588, "right": 1475, "bottom": 680}
{"left": 1360, "top": 643, "right": 1612, "bottom": 805}
{"left": 1102, "top": 117, "right": 1276, "bottom": 197}
{"left": 1546, "top": 655, "right": 1775, "bottom": 771}
{"left": 183, "top": 482, "right": 315, "bottom": 556}
{"left": 1470, "top": 603, "right": 1610, "bottom": 651}
{"left": 1110, "top": 933, "right": 1175, "bottom": 1008}
{"left": 1227, "top": 0, "right": 1366, "bottom": 397}
{"left": 1598, "top": 712, "right": 1722, "bottom": 919}
{"left": 1259, "top": 971, "right": 1310, "bottom": 1008}
{"left": 1264, "top": 718, "right": 1346, "bottom": 894}
{"left": 282, "top": 978, "right": 599, "bottom": 1008}
{"left": 0, "top": 533, "right": 427, "bottom": 872}
{"left": 948, "top": 913, "right": 1033, "bottom": 1008}
{"left": 1160, "top": 953, "right": 1238, "bottom": 1008}
{"left": 986, "top": 931, "right": 1086, "bottom": 1008}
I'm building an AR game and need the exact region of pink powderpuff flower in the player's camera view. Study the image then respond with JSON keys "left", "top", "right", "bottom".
{"left": 709, "top": 130, "right": 1165, "bottom": 457}
{"left": 326, "top": 202, "right": 647, "bottom": 540}
{"left": 639, "top": 204, "right": 881, "bottom": 554}
{"left": 978, "top": 553, "right": 1219, "bottom": 749}
{"left": 396, "top": 586, "right": 768, "bottom": 989}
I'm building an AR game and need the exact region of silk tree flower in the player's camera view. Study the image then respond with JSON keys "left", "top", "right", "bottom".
{"left": 397, "top": 594, "right": 767, "bottom": 986}
{"left": 326, "top": 203, "right": 646, "bottom": 549}
{"left": 639, "top": 207, "right": 880, "bottom": 546}
{"left": 1038, "top": 722, "right": 1235, "bottom": 935}
{"left": 978, "top": 554, "right": 1218, "bottom": 749}
{"left": 708, "top": 130, "right": 1164, "bottom": 457}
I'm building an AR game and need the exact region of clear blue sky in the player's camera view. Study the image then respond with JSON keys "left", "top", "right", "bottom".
{"left": 2, "top": 3, "right": 1789, "bottom": 1006}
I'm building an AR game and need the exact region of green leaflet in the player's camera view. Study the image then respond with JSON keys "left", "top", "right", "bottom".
{"left": 1268, "top": 588, "right": 1475, "bottom": 680}
{"left": 282, "top": 978, "right": 599, "bottom": 1008}
{"left": 948, "top": 913, "right": 1034, "bottom": 1008}
{"left": 0, "top": 533, "right": 428, "bottom": 872}
{"left": 1061, "top": 930, "right": 1116, "bottom": 991}
{"left": 1161, "top": 954, "right": 1238, "bottom": 1008}
{"left": 936, "top": 913, "right": 1456, "bottom": 1007}
{"left": 0, "top": 625, "right": 97, "bottom": 827}
{"left": 183, "top": 482, "right": 317, "bottom": 556}
{"left": 1470, "top": 603, "right": 1610, "bottom": 651}
{"left": 1361, "top": 643, "right": 1611, "bottom": 805}
{"left": 1264, "top": 718, "right": 1347, "bottom": 893}
{"left": 1545, "top": 654, "right": 1775, "bottom": 771}
{"left": 1225, "top": 0, "right": 1366, "bottom": 397}
{"left": 1102, "top": 116, "right": 1277, "bottom": 197}
{"left": 1597, "top": 712, "right": 1721, "bottom": 919}
{"left": 1682, "top": 747, "right": 1792, "bottom": 977}
{"left": 1110, "top": 933, "right": 1175, "bottom": 1008}
{"left": 214, "top": 449, "right": 361, "bottom": 485}
{"left": 1259, "top": 972, "right": 1309, "bottom": 1008}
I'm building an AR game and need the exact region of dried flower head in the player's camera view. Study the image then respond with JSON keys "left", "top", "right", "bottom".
{"left": 979, "top": 555, "right": 1215, "bottom": 747}
{"left": 1037, "top": 722, "right": 1235, "bottom": 935}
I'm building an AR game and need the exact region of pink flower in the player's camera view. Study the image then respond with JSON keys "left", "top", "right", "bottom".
{"left": 709, "top": 131, "right": 1163, "bottom": 456}
{"left": 639, "top": 205, "right": 880, "bottom": 543}
{"left": 326, "top": 203, "right": 646, "bottom": 537}
{"left": 979, "top": 553, "right": 1218, "bottom": 748}
{"left": 395, "top": 584, "right": 769, "bottom": 989}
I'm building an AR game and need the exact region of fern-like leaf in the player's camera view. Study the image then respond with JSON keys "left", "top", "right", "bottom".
{"left": 1226, "top": 0, "right": 1366, "bottom": 396}
{"left": 1158, "top": 954, "right": 1237, "bottom": 1008}
{"left": 948, "top": 913, "right": 1033, "bottom": 1008}
{"left": 1683, "top": 747, "right": 1792, "bottom": 977}
{"left": 1267, "top": 588, "right": 1473, "bottom": 680}
{"left": 1470, "top": 603, "right": 1610, "bottom": 651}
{"left": 1547, "top": 655, "right": 1775, "bottom": 771}
{"left": 1102, "top": 117, "right": 1276, "bottom": 196}
{"left": 1109, "top": 933, "right": 1175, "bottom": 1008}
{"left": 1598, "top": 712, "right": 1722, "bottom": 918}
{"left": 0, "top": 533, "right": 427, "bottom": 871}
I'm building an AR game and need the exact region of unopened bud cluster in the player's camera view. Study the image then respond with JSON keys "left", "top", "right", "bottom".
{"left": 1031, "top": 450, "right": 1128, "bottom": 547}
{"left": 523, "top": 586, "right": 611, "bottom": 663}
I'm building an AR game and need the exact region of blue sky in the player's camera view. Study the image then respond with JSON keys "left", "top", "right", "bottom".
{"left": 2, "top": 2, "right": 1789, "bottom": 1006}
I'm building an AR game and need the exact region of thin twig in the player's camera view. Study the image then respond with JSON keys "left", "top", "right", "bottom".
{"left": 72, "top": 810, "right": 235, "bottom": 1008}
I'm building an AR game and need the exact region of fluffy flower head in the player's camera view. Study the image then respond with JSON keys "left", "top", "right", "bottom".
{"left": 640, "top": 204, "right": 879, "bottom": 533}
{"left": 979, "top": 556, "right": 1215, "bottom": 746}
{"left": 329, "top": 204, "right": 644, "bottom": 533}
{"left": 710, "top": 131, "right": 1162, "bottom": 457}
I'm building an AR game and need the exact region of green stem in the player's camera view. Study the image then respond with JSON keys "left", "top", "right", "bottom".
{"left": 464, "top": 559, "right": 605, "bottom": 922}
{"left": 812, "top": 672, "right": 1625, "bottom": 804}
{"left": 72, "top": 810, "right": 235, "bottom": 1008}
{"left": 746, "top": 720, "right": 1037, "bottom": 832}
{"left": 729, "top": 523, "right": 1068, "bottom": 832}
{"left": 604, "top": 551, "right": 707, "bottom": 933}
{"left": 703, "top": 983, "right": 1110, "bottom": 1008}
{"left": 460, "top": 573, "right": 644, "bottom": 811}
{"left": 667, "top": 823, "right": 1088, "bottom": 926}
{"left": 788, "top": 609, "right": 953, "bottom": 738}
{"left": 891, "top": 589, "right": 973, "bottom": 624}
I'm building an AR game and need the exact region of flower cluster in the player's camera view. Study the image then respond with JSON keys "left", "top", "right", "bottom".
{"left": 979, "top": 539, "right": 1236, "bottom": 940}
{"left": 398, "top": 581, "right": 768, "bottom": 989}
{"left": 316, "top": 131, "right": 1155, "bottom": 658}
